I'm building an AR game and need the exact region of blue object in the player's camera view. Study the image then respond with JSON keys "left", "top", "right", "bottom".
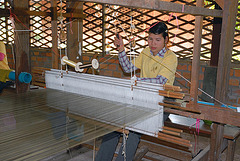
{"left": 197, "top": 101, "right": 214, "bottom": 106}
{"left": 8, "top": 71, "right": 32, "bottom": 84}
{"left": 8, "top": 71, "right": 15, "bottom": 81}
{"left": 19, "top": 72, "right": 32, "bottom": 83}
{"left": 221, "top": 104, "right": 237, "bottom": 110}
{"left": 198, "top": 100, "right": 237, "bottom": 110}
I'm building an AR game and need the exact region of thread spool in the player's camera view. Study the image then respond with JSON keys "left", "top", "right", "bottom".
{"left": 61, "top": 56, "right": 84, "bottom": 72}
{"left": 61, "top": 56, "right": 99, "bottom": 72}
{"left": 19, "top": 72, "right": 32, "bottom": 83}
{"left": 75, "top": 59, "right": 99, "bottom": 70}
{"left": 8, "top": 71, "right": 32, "bottom": 83}
{"left": 91, "top": 59, "right": 99, "bottom": 69}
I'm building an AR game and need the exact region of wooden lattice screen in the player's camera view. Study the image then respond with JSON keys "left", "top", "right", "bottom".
{"left": 0, "top": 0, "right": 239, "bottom": 63}
{"left": 29, "top": 0, "right": 67, "bottom": 48}
{"left": 83, "top": 1, "right": 215, "bottom": 60}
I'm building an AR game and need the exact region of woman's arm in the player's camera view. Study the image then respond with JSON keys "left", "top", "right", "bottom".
{"left": 118, "top": 50, "right": 138, "bottom": 73}
{"left": 115, "top": 34, "right": 138, "bottom": 73}
{"left": 137, "top": 75, "right": 168, "bottom": 84}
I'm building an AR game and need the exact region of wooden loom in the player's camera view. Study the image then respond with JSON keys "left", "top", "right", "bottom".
{"left": 1, "top": 0, "right": 240, "bottom": 160}
{"left": 45, "top": 69, "right": 164, "bottom": 136}
{"left": 0, "top": 69, "right": 194, "bottom": 160}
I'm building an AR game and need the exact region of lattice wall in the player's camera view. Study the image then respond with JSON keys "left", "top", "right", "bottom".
{"left": 0, "top": 0, "right": 239, "bottom": 63}
{"left": 0, "top": 1, "right": 13, "bottom": 43}
{"left": 82, "top": 1, "right": 216, "bottom": 60}
{"left": 29, "top": 0, "right": 67, "bottom": 48}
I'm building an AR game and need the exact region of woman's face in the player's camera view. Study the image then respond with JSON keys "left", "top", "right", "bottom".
{"left": 148, "top": 33, "right": 168, "bottom": 56}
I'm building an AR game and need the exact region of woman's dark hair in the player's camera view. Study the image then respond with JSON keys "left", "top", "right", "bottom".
{"left": 149, "top": 22, "right": 168, "bottom": 39}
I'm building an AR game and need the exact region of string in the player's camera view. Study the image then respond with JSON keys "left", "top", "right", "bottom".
{"left": 78, "top": 19, "right": 82, "bottom": 57}
{"left": 168, "top": 12, "right": 179, "bottom": 43}
{"left": 65, "top": 40, "right": 68, "bottom": 72}
{"left": 140, "top": 51, "right": 229, "bottom": 108}
{"left": 8, "top": 6, "right": 62, "bottom": 63}
{"left": 1, "top": 92, "right": 123, "bottom": 159}
{"left": 9, "top": 8, "right": 30, "bottom": 31}
{"left": 182, "top": 4, "right": 185, "bottom": 12}
{"left": 65, "top": 109, "right": 73, "bottom": 158}
{"left": 130, "top": 11, "right": 133, "bottom": 80}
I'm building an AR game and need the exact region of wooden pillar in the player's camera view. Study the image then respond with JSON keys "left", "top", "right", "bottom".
{"left": 51, "top": 0, "right": 59, "bottom": 69}
{"left": 67, "top": 1, "right": 83, "bottom": 64}
{"left": 102, "top": 4, "right": 106, "bottom": 57}
{"left": 189, "top": 0, "right": 204, "bottom": 109}
{"left": 14, "top": 0, "right": 30, "bottom": 93}
{"left": 210, "top": 3, "right": 222, "bottom": 67}
{"left": 226, "top": 139, "right": 237, "bottom": 161}
{"left": 209, "top": 123, "right": 224, "bottom": 160}
{"left": 215, "top": 0, "right": 238, "bottom": 104}
{"left": 210, "top": 0, "right": 238, "bottom": 160}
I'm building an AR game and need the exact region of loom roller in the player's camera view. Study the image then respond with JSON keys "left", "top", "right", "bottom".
{"left": 61, "top": 56, "right": 99, "bottom": 72}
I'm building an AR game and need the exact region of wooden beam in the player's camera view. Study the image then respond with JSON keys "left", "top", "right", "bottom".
{"left": 192, "top": 145, "right": 210, "bottom": 161}
{"left": 215, "top": 0, "right": 224, "bottom": 9}
{"left": 138, "top": 140, "right": 192, "bottom": 161}
{"left": 0, "top": 9, "right": 85, "bottom": 19}
{"left": 133, "top": 146, "right": 149, "bottom": 161}
{"left": 189, "top": 0, "right": 204, "bottom": 109}
{"left": 165, "top": 104, "right": 240, "bottom": 127}
{"left": 51, "top": 0, "right": 59, "bottom": 69}
{"left": 215, "top": 0, "right": 239, "bottom": 104}
{"left": 14, "top": 0, "right": 30, "bottom": 94}
{"left": 79, "top": 0, "right": 223, "bottom": 17}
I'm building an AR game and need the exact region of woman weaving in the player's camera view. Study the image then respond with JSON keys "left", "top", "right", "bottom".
{"left": 95, "top": 21, "right": 178, "bottom": 161}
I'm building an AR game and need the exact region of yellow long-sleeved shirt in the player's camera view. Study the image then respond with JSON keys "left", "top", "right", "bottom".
{"left": 0, "top": 41, "right": 10, "bottom": 70}
{"left": 133, "top": 47, "right": 178, "bottom": 85}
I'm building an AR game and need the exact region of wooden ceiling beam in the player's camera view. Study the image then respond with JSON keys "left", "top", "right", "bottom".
{"left": 0, "top": 8, "right": 85, "bottom": 18}
{"left": 78, "top": 0, "right": 223, "bottom": 17}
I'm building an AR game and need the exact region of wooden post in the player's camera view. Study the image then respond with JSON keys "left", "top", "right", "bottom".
{"left": 67, "top": 1, "right": 83, "bottom": 64}
{"left": 215, "top": 0, "right": 238, "bottom": 104}
{"left": 51, "top": 0, "right": 59, "bottom": 69}
{"left": 189, "top": 0, "right": 204, "bottom": 108}
{"left": 226, "top": 139, "right": 237, "bottom": 161}
{"left": 14, "top": 0, "right": 30, "bottom": 94}
{"left": 211, "top": 1, "right": 238, "bottom": 160}
{"left": 209, "top": 123, "right": 224, "bottom": 160}
{"left": 210, "top": 3, "right": 222, "bottom": 67}
{"left": 102, "top": 4, "right": 106, "bottom": 56}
